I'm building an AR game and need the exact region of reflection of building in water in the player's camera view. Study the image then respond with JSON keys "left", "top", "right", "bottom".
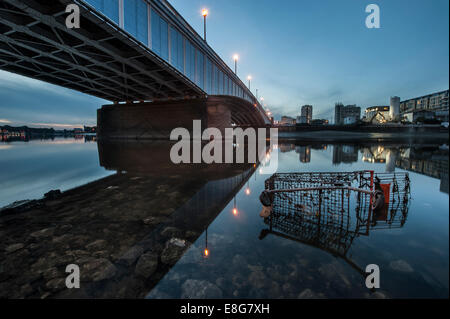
{"left": 362, "top": 145, "right": 387, "bottom": 164}
{"left": 295, "top": 146, "right": 311, "bottom": 163}
{"left": 332, "top": 145, "right": 358, "bottom": 164}
{"left": 395, "top": 147, "right": 449, "bottom": 194}
{"left": 311, "top": 144, "right": 327, "bottom": 151}
{"left": 362, "top": 144, "right": 449, "bottom": 194}
{"left": 279, "top": 144, "right": 295, "bottom": 153}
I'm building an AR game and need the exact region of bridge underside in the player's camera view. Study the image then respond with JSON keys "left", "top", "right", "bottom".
{"left": 0, "top": 0, "right": 202, "bottom": 101}
{"left": 97, "top": 96, "right": 268, "bottom": 140}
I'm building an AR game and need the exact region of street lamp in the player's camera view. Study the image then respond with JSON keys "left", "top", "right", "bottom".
{"left": 201, "top": 9, "right": 208, "bottom": 41}
{"left": 247, "top": 75, "right": 252, "bottom": 90}
{"left": 233, "top": 54, "right": 239, "bottom": 74}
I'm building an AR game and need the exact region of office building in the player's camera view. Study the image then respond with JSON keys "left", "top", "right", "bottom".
{"left": 297, "top": 105, "right": 312, "bottom": 124}
{"left": 400, "top": 90, "right": 449, "bottom": 122}
{"left": 364, "top": 106, "right": 390, "bottom": 123}
{"left": 334, "top": 103, "right": 361, "bottom": 125}
{"left": 280, "top": 116, "right": 296, "bottom": 125}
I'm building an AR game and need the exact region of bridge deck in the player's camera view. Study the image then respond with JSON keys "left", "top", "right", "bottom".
{"left": 0, "top": 0, "right": 271, "bottom": 125}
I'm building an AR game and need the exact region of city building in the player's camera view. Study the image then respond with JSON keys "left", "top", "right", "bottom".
{"left": 295, "top": 146, "right": 311, "bottom": 163}
{"left": 334, "top": 103, "right": 361, "bottom": 125}
{"left": 400, "top": 89, "right": 449, "bottom": 122}
{"left": 84, "top": 126, "right": 97, "bottom": 133}
{"left": 389, "top": 96, "right": 400, "bottom": 121}
{"left": 297, "top": 105, "right": 313, "bottom": 124}
{"left": 332, "top": 145, "right": 358, "bottom": 164}
{"left": 364, "top": 106, "right": 390, "bottom": 123}
{"left": 280, "top": 116, "right": 296, "bottom": 125}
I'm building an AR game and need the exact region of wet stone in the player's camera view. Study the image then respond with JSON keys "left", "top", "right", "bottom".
{"left": 85, "top": 239, "right": 107, "bottom": 251}
{"left": 5, "top": 243, "right": 24, "bottom": 253}
{"left": 142, "top": 216, "right": 169, "bottom": 226}
{"left": 43, "top": 267, "right": 60, "bottom": 281}
{"left": 45, "top": 277, "right": 66, "bottom": 292}
{"left": 30, "top": 227, "right": 55, "bottom": 239}
{"left": 160, "top": 208, "right": 175, "bottom": 216}
{"left": 135, "top": 252, "right": 159, "bottom": 278}
{"left": 118, "top": 246, "right": 144, "bottom": 266}
{"left": 298, "top": 288, "right": 316, "bottom": 299}
{"left": 181, "top": 279, "right": 223, "bottom": 299}
{"left": 20, "top": 283, "right": 34, "bottom": 297}
{"left": 161, "top": 226, "right": 182, "bottom": 238}
{"left": 161, "top": 238, "right": 188, "bottom": 265}
{"left": 80, "top": 258, "right": 117, "bottom": 282}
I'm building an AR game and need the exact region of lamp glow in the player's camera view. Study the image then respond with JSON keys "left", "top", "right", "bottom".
{"left": 202, "top": 9, "right": 208, "bottom": 16}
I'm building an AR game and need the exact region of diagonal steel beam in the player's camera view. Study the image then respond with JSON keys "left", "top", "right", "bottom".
{"left": 0, "top": 54, "right": 122, "bottom": 100}
{"left": 0, "top": 32, "right": 148, "bottom": 101}
{"left": 0, "top": 16, "right": 157, "bottom": 100}
{"left": 4, "top": 0, "right": 193, "bottom": 97}
{"left": 0, "top": 40, "right": 142, "bottom": 101}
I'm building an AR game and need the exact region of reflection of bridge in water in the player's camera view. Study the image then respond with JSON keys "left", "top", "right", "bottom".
{"left": 0, "top": 139, "right": 261, "bottom": 298}
{"left": 57, "top": 140, "right": 259, "bottom": 298}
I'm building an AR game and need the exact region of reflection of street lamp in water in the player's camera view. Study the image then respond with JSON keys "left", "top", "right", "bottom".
{"left": 232, "top": 196, "right": 238, "bottom": 216}
{"left": 245, "top": 181, "right": 251, "bottom": 195}
{"left": 203, "top": 228, "right": 209, "bottom": 258}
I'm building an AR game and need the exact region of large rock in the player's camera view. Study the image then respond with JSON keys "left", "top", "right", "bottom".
{"left": 161, "top": 227, "right": 182, "bottom": 238}
{"left": 298, "top": 288, "right": 316, "bottom": 299}
{"left": 135, "top": 252, "right": 159, "bottom": 278}
{"left": 5, "top": 243, "right": 24, "bottom": 254}
{"left": 85, "top": 239, "right": 108, "bottom": 251}
{"left": 142, "top": 216, "right": 169, "bottom": 226}
{"left": 80, "top": 258, "right": 117, "bottom": 282}
{"left": 161, "top": 238, "right": 188, "bottom": 265}
{"left": 30, "top": 227, "right": 55, "bottom": 239}
{"left": 118, "top": 246, "right": 144, "bottom": 266}
{"left": 45, "top": 277, "right": 66, "bottom": 292}
{"left": 181, "top": 279, "right": 223, "bottom": 299}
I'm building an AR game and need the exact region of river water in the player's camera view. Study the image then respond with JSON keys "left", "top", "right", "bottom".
{"left": 0, "top": 137, "right": 448, "bottom": 298}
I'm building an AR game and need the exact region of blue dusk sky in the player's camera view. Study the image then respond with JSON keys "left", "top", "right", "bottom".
{"left": 0, "top": 0, "right": 448, "bottom": 128}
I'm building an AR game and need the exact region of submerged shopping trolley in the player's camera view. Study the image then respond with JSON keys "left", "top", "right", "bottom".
{"left": 258, "top": 170, "right": 411, "bottom": 276}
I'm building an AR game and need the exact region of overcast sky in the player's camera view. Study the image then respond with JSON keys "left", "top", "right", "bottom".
{"left": 0, "top": 0, "right": 448, "bottom": 128}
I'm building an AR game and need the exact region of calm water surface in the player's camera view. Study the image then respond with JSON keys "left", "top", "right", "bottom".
{"left": 0, "top": 138, "right": 448, "bottom": 298}
{"left": 0, "top": 137, "right": 113, "bottom": 207}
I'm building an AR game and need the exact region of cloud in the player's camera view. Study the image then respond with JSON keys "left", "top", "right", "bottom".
{"left": 0, "top": 119, "right": 11, "bottom": 124}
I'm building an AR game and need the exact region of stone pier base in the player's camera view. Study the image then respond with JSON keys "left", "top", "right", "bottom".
{"left": 97, "top": 97, "right": 234, "bottom": 140}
